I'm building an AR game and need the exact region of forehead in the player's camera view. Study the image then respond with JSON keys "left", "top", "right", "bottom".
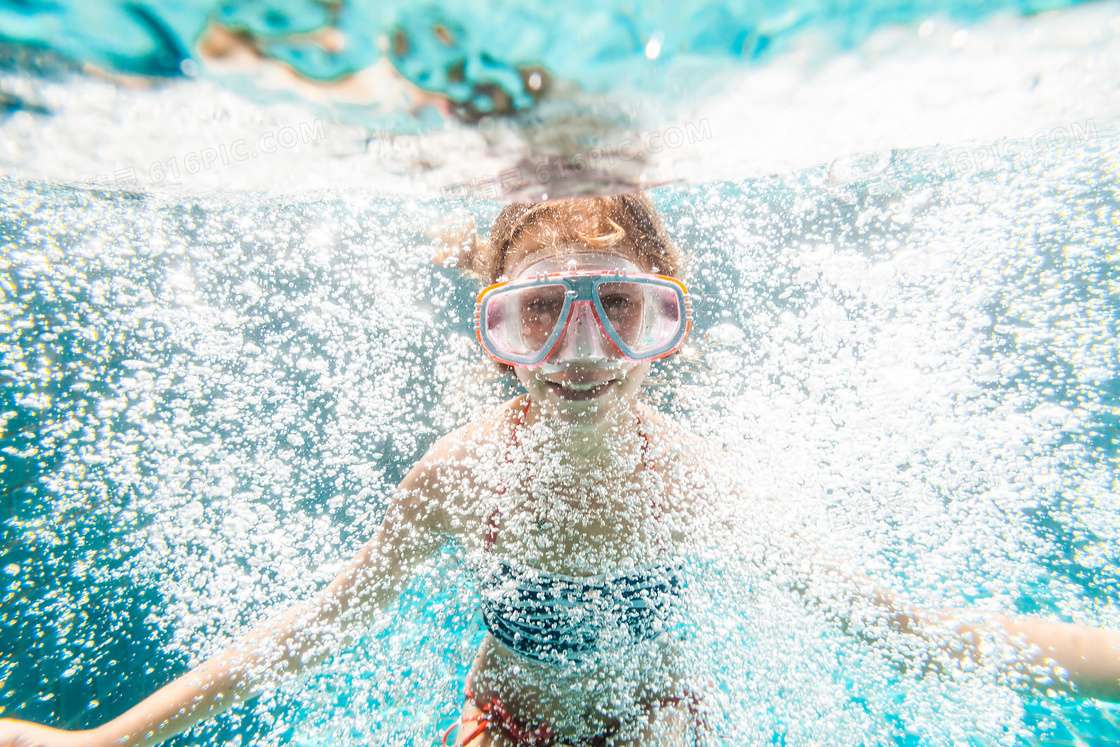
{"left": 505, "top": 239, "right": 645, "bottom": 278}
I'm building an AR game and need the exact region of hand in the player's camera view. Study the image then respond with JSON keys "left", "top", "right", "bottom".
{"left": 0, "top": 719, "right": 103, "bottom": 747}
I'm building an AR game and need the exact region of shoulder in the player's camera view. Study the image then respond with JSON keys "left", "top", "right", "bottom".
{"left": 638, "top": 405, "right": 718, "bottom": 470}
{"left": 398, "top": 396, "right": 525, "bottom": 512}
{"left": 642, "top": 409, "right": 756, "bottom": 530}
{"left": 419, "top": 395, "right": 525, "bottom": 466}
{"left": 639, "top": 407, "right": 721, "bottom": 503}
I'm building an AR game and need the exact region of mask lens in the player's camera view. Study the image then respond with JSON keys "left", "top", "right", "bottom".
{"left": 483, "top": 282, "right": 568, "bottom": 359}
{"left": 596, "top": 282, "right": 645, "bottom": 344}
{"left": 597, "top": 281, "right": 682, "bottom": 357}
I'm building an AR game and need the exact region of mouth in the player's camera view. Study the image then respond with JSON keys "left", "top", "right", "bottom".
{"left": 542, "top": 376, "right": 620, "bottom": 401}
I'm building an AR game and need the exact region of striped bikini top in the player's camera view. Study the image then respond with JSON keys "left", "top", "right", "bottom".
{"left": 476, "top": 401, "right": 686, "bottom": 665}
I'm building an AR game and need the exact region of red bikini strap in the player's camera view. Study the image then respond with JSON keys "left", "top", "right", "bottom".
{"left": 484, "top": 509, "right": 500, "bottom": 552}
{"left": 456, "top": 680, "right": 555, "bottom": 747}
{"left": 636, "top": 415, "right": 657, "bottom": 472}
{"left": 503, "top": 398, "right": 531, "bottom": 463}
{"left": 635, "top": 415, "right": 665, "bottom": 524}
{"left": 485, "top": 399, "right": 532, "bottom": 553}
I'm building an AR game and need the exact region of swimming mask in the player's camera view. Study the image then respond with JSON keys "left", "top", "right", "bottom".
{"left": 474, "top": 254, "right": 692, "bottom": 369}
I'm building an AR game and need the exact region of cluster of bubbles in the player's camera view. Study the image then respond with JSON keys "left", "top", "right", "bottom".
{"left": 2, "top": 122, "right": 1118, "bottom": 745}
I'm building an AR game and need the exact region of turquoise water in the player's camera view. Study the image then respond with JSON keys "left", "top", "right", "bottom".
{"left": 2, "top": 1, "right": 1120, "bottom": 746}
{"left": 0, "top": 0, "right": 1104, "bottom": 117}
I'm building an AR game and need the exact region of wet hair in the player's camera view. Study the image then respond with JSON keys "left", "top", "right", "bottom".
{"left": 469, "top": 194, "right": 681, "bottom": 283}
{"left": 445, "top": 194, "right": 683, "bottom": 377}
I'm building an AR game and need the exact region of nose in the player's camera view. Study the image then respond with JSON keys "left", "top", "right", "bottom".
{"left": 548, "top": 301, "right": 617, "bottom": 364}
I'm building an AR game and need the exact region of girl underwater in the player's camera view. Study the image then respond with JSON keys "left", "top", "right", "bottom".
{"left": 1, "top": 195, "right": 1119, "bottom": 747}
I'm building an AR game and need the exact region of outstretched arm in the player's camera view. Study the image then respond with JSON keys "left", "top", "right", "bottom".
{"left": 790, "top": 549, "right": 1120, "bottom": 702}
{"left": 682, "top": 428, "right": 1120, "bottom": 703}
{"left": 0, "top": 451, "right": 452, "bottom": 747}
{"left": 949, "top": 611, "right": 1120, "bottom": 700}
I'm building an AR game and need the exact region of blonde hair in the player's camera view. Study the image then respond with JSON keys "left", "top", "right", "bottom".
{"left": 468, "top": 194, "right": 682, "bottom": 283}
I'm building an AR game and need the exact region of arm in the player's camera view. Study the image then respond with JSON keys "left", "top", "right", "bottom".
{"left": 674, "top": 429, "right": 1120, "bottom": 703}
{"left": 904, "top": 606, "right": 1120, "bottom": 701}
{"left": 0, "top": 450, "right": 453, "bottom": 747}
{"left": 788, "top": 547, "right": 1120, "bottom": 702}
{"left": 698, "top": 440, "right": 1120, "bottom": 705}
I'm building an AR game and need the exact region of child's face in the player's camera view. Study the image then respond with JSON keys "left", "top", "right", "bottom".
{"left": 503, "top": 239, "right": 652, "bottom": 422}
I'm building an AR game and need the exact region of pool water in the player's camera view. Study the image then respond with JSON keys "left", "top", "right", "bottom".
{"left": 2, "top": 2, "right": 1120, "bottom": 746}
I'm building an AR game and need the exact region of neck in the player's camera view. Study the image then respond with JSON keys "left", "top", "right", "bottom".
{"left": 522, "top": 398, "right": 644, "bottom": 463}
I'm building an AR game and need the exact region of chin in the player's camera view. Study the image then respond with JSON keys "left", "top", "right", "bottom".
{"left": 542, "top": 396, "right": 622, "bottom": 426}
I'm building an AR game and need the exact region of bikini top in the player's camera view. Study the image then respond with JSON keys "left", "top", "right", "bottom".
{"left": 476, "top": 402, "right": 687, "bottom": 665}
